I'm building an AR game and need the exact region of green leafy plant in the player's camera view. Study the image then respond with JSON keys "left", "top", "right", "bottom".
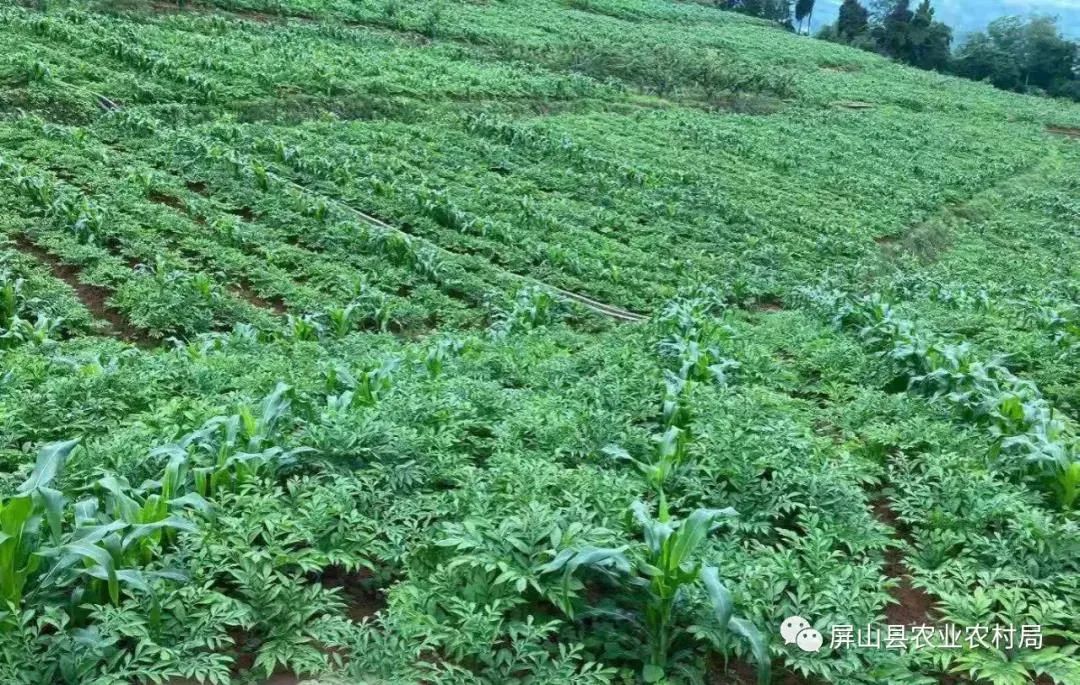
{"left": 0, "top": 440, "right": 78, "bottom": 611}
{"left": 540, "top": 501, "right": 769, "bottom": 684}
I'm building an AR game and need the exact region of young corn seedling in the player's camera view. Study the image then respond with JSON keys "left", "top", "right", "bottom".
{"left": 604, "top": 427, "right": 690, "bottom": 521}
{"left": 424, "top": 338, "right": 462, "bottom": 379}
{"left": 13, "top": 171, "right": 56, "bottom": 207}
{"left": 1, "top": 442, "right": 201, "bottom": 613}
{"left": 815, "top": 289, "right": 1080, "bottom": 509}
{"left": 354, "top": 358, "right": 399, "bottom": 406}
{"left": 286, "top": 313, "right": 323, "bottom": 341}
{"left": 85, "top": 460, "right": 208, "bottom": 566}
{"left": 539, "top": 501, "right": 769, "bottom": 684}
{"left": 352, "top": 280, "right": 393, "bottom": 332}
{"left": 0, "top": 440, "right": 78, "bottom": 611}
{"left": 0, "top": 273, "right": 20, "bottom": 330}
{"left": 489, "top": 286, "right": 559, "bottom": 339}
{"left": 326, "top": 302, "right": 361, "bottom": 338}
{"left": 0, "top": 272, "right": 55, "bottom": 350}
{"left": 151, "top": 383, "right": 309, "bottom": 497}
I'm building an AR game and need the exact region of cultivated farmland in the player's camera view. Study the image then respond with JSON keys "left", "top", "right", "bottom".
{"left": 1, "top": 1, "right": 1079, "bottom": 684}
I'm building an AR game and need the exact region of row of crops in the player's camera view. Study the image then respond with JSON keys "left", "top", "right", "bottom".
{"left": 4, "top": 281, "right": 1078, "bottom": 683}
{"left": 2, "top": 0, "right": 1080, "bottom": 683}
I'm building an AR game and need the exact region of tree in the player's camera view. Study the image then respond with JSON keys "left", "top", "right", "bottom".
{"left": 837, "top": 0, "right": 870, "bottom": 41}
{"left": 866, "top": 0, "right": 951, "bottom": 71}
{"left": 875, "top": 0, "right": 914, "bottom": 60}
{"left": 795, "top": 0, "right": 815, "bottom": 34}
{"left": 954, "top": 16, "right": 1078, "bottom": 98}
{"left": 719, "top": 0, "right": 792, "bottom": 25}
{"left": 907, "top": 0, "right": 951, "bottom": 70}
{"left": 953, "top": 31, "right": 1021, "bottom": 89}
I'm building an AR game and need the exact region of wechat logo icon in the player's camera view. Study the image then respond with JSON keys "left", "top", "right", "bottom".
{"left": 781, "top": 615, "right": 823, "bottom": 653}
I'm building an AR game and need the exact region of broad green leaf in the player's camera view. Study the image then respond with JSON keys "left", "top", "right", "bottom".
{"left": 36, "top": 487, "right": 66, "bottom": 543}
{"left": 18, "top": 439, "right": 79, "bottom": 493}
{"left": 728, "top": 616, "right": 770, "bottom": 685}
{"left": 700, "top": 566, "right": 733, "bottom": 628}
{"left": 62, "top": 542, "right": 119, "bottom": 605}
{"left": 168, "top": 492, "right": 212, "bottom": 513}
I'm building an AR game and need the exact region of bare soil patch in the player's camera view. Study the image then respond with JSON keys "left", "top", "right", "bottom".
{"left": 228, "top": 206, "right": 257, "bottom": 222}
{"left": 12, "top": 235, "right": 152, "bottom": 346}
{"left": 315, "top": 565, "right": 386, "bottom": 622}
{"left": 1046, "top": 125, "right": 1080, "bottom": 138}
{"left": 230, "top": 282, "right": 287, "bottom": 315}
{"left": 876, "top": 217, "right": 950, "bottom": 264}
{"left": 833, "top": 100, "right": 874, "bottom": 110}
{"left": 149, "top": 191, "right": 185, "bottom": 210}
{"left": 871, "top": 496, "right": 935, "bottom": 627}
{"left": 709, "top": 653, "right": 814, "bottom": 684}
{"left": 752, "top": 295, "right": 784, "bottom": 312}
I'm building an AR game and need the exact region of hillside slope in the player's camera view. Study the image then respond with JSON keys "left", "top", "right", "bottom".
{"left": 1, "top": 1, "right": 1079, "bottom": 684}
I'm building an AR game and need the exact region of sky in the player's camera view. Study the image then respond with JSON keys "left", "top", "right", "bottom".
{"left": 807, "top": 0, "right": 1080, "bottom": 40}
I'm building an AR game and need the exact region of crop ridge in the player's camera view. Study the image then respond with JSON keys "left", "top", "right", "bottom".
{"left": 875, "top": 152, "right": 1060, "bottom": 262}
{"left": 37, "top": 81, "right": 645, "bottom": 326}
{"left": 9, "top": 233, "right": 152, "bottom": 346}
{"left": 258, "top": 159, "right": 650, "bottom": 323}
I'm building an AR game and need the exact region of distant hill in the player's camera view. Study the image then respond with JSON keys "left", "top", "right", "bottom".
{"left": 809, "top": 0, "right": 1080, "bottom": 40}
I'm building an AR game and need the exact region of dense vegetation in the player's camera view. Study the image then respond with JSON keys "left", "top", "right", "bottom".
{"left": 821, "top": 4, "right": 1080, "bottom": 102}
{"left": 1, "top": 0, "right": 1079, "bottom": 684}
{"left": 709, "top": 0, "right": 1080, "bottom": 103}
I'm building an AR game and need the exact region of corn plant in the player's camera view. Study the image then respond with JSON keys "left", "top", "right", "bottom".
{"left": 48, "top": 195, "right": 106, "bottom": 245}
{"left": 0, "top": 440, "right": 78, "bottom": 611}
{"left": 810, "top": 288, "right": 1080, "bottom": 510}
{"left": 325, "top": 302, "right": 361, "bottom": 338}
{"left": 285, "top": 313, "right": 323, "bottom": 341}
{"left": 351, "top": 279, "right": 393, "bottom": 332}
{"left": 604, "top": 428, "right": 688, "bottom": 521}
{"left": 0, "top": 272, "right": 56, "bottom": 350}
{"left": 539, "top": 501, "right": 769, "bottom": 684}
{"left": 0, "top": 273, "right": 19, "bottom": 331}
{"left": 354, "top": 358, "right": 399, "bottom": 406}
{"left": 657, "top": 292, "right": 738, "bottom": 383}
{"left": 12, "top": 171, "right": 56, "bottom": 207}
{"left": 424, "top": 338, "right": 462, "bottom": 379}
{"left": 151, "top": 383, "right": 309, "bottom": 498}
{"left": 490, "top": 286, "right": 559, "bottom": 339}
{"left": 84, "top": 463, "right": 208, "bottom": 566}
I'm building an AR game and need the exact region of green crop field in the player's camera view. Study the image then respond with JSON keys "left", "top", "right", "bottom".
{"left": 1, "top": 0, "right": 1079, "bottom": 683}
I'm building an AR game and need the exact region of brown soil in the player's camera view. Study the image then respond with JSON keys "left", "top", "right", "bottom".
{"left": 11, "top": 235, "right": 153, "bottom": 347}
{"left": 315, "top": 565, "right": 386, "bottom": 622}
{"left": 229, "top": 206, "right": 257, "bottom": 222}
{"left": 186, "top": 180, "right": 208, "bottom": 195}
{"left": 1046, "top": 125, "right": 1080, "bottom": 138}
{"left": 753, "top": 295, "right": 784, "bottom": 312}
{"left": 871, "top": 497, "right": 936, "bottom": 626}
{"left": 149, "top": 191, "right": 185, "bottom": 210}
{"left": 820, "top": 63, "right": 860, "bottom": 72}
{"left": 833, "top": 100, "right": 875, "bottom": 110}
{"left": 150, "top": 1, "right": 281, "bottom": 22}
{"left": 47, "top": 166, "right": 75, "bottom": 181}
{"left": 229, "top": 283, "right": 288, "bottom": 315}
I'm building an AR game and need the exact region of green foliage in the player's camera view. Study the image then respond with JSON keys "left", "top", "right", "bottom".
{"left": 954, "top": 16, "right": 1079, "bottom": 100}
{"left": 810, "top": 288, "right": 1080, "bottom": 509}
{"left": 1, "top": 0, "right": 1079, "bottom": 683}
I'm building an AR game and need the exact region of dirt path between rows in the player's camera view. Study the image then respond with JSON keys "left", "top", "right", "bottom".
{"left": 11, "top": 234, "right": 153, "bottom": 347}
{"left": 871, "top": 495, "right": 935, "bottom": 627}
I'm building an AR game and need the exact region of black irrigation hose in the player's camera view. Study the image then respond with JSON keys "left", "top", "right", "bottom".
{"left": 51, "top": 80, "right": 649, "bottom": 323}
